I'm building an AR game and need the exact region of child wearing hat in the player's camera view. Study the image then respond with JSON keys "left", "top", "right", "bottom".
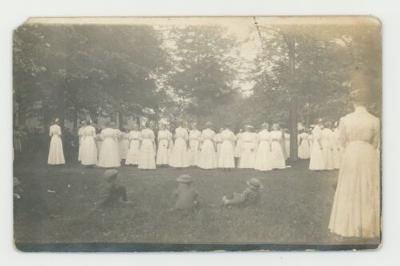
{"left": 222, "top": 178, "right": 263, "bottom": 207}
{"left": 173, "top": 174, "right": 199, "bottom": 211}
{"left": 101, "top": 169, "right": 128, "bottom": 208}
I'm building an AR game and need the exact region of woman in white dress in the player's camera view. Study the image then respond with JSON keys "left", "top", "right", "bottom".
{"left": 47, "top": 118, "right": 65, "bottom": 165}
{"left": 309, "top": 120, "right": 325, "bottom": 170}
{"left": 234, "top": 128, "right": 243, "bottom": 167}
{"left": 332, "top": 123, "right": 343, "bottom": 169}
{"left": 77, "top": 120, "right": 86, "bottom": 162}
{"left": 80, "top": 120, "right": 98, "bottom": 166}
{"left": 97, "top": 122, "right": 120, "bottom": 168}
{"left": 119, "top": 127, "right": 130, "bottom": 163}
{"left": 198, "top": 122, "right": 217, "bottom": 169}
{"left": 156, "top": 123, "right": 172, "bottom": 166}
{"left": 238, "top": 125, "right": 257, "bottom": 169}
{"left": 138, "top": 124, "right": 156, "bottom": 169}
{"left": 269, "top": 123, "right": 286, "bottom": 169}
{"left": 126, "top": 124, "right": 141, "bottom": 166}
{"left": 218, "top": 125, "right": 236, "bottom": 169}
{"left": 298, "top": 129, "right": 311, "bottom": 159}
{"left": 170, "top": 122, "right": 189, "bottom": 168}
{"left": 329, "top": 89, "right": 380, "bottom": 238}
{"left": 254, "top": 123, "right": 273, "bottom": 171}
{"left": 321, "top": 122, "right": 335, "bottom": 170}
{"left": 188, "top": 123, "right": 201, "bottom": 166}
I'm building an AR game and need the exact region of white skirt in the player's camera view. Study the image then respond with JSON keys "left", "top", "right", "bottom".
{"left": 97, "top": 138, "right": 120, "bottom": 168}
{"left": 188, "top": 140, "right": 200, "bottom": 166}
{"left": 156, "top": 139, "right": 170, "bottom": 165}
{"left": 298, "top": 141, "right": 310, "bottom": 159}
{"left": 254, "top": 141, "right": 273, "bottom": 171}
{"left": 322, "top": 142, "right": 335, "bottom": 170}
{"left": 80, "top": 136, "right": 98, "bottom": 165}
{"left": 198, "top": 140, "right": 217, "bottom": 169}
{"left": 218, "top": 140, "right": 235, "bottom": 168}
{"left": 269, "top": 141, "right": 286, "bottom": 169}
{"left": 329, "top": 141, "right": 380, "bottom": 238}
{"left": 138, "top": 139, "right": 156, "bottom": 169}
{"left": 309, "top": 141, "right": 325, "bottom": 170}
{"left": 239, "top": 143, "right": 256, "bottom": 168}
{"left": 169, "top": 138, "right": 189, "bottom": 168}
{"left": 48, "top": 136, "right": 65, "bottom": 165}
{"left": 126, "top": 140, "right": 140, "bottom": 165}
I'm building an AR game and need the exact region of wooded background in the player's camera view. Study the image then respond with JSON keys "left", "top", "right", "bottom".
{"left": 13, "top": 18, "right": 381, "bottom": 159}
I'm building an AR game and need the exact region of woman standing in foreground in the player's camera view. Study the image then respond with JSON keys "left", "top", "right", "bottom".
{"left": 47, "top": 118, "right": 65, "bottom": 165}
{"left": 329, "top": 74, "right": 380, "bottom": 238}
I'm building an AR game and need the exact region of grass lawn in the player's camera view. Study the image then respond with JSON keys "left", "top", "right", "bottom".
{"left": 13, "top": 156, "right": 378, "bottom": 249}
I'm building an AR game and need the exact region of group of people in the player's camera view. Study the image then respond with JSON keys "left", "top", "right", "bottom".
{"left": 49, "top": 120, "right": 299, "bottom": 171}
{"left": 48, "top": 117, "right": 345, "bottom": 172}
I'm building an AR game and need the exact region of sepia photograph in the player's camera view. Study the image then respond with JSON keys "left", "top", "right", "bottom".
{"left": 12, "top": 16, "right": 381, "bottom": 251}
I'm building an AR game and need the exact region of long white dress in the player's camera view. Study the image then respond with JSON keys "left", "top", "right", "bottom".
{"left": 269, "top": 130, "right": 286, "bottom": 169}
{"left": 218, "top": 129, "right": 236, "bottom": 168}
{"left": 198, "top": 128, "right": 217, "bottom": 169}
{"left": 332, "top": 128, "right": 343, "bottom": 169}
{"left": 170, "top": 127, "right": 189, "bottom": 168}
{"left": 138, "top": 128, "right": 156, "bottom": 169}
{"left": 126, "top": 130, "right": 141, "bottom": 165}
{"left": 77, "top": 126, "right": 85, "bottom": 162}
{"left": 238, "top": 132, "right": 257, "bottom": 169}
{"left": 119, "top": 132, "right": 130, "bottom": 160}
{"left": 321, "top": 128, "right": 335, "bottom": 170}
{"left": 298, "top": 132, "right": 311, "bottom": 159}
{"left": 329, "top": 106, "right": 380, "bottom": 238}
{"left": 156, "top": 129, "right": 172, "bottom": 165}
{"left": 97, "top": 128, "right": 120, "bottom": 168}
{"left": 47, "top": 124, "right": 65, "bottom": 165}
{"left": 188, "top": 129, "right": 201, "bottom": 166}
{"left": 80, "top": 125, "right": 98, "bottom": 166}
{"left": 309, "top": 125, "right": 325, "bottom": 170}
{"left": 254, "top": 130, "right": 273, "bottom": 171}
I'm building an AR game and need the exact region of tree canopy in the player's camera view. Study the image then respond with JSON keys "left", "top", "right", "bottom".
{"left": 13, "top": 19, "right": 381, "bottom": 134}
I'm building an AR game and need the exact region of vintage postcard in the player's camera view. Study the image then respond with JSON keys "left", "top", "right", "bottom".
{"left": 13, "top": 16, "right": 381, "bottom": 251}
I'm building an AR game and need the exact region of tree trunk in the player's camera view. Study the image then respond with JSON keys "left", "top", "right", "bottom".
{"left": 286, "top": 34, "right": 298, "bottom": 162}
{"left": 289, "top": 96, "right": 298, "bottom": 161}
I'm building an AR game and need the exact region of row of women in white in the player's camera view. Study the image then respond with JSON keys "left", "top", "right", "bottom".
{"left": 49, "top": 119, "right": 341, "bottom": 171}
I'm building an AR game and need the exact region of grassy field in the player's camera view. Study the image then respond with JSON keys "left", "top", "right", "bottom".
{"left": 13, "top": 156, "right": 376, "bottom": 248}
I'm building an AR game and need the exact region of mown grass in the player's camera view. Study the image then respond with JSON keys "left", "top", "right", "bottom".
{"left": 14, "top": 157, "right": 375, "bottom": 246}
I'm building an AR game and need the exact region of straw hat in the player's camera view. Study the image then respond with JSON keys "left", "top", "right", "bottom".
{"left": 247, "top": 178, "right": 263, "bottom": 190}
{"left": 176, "top": 174, "right": 193, "bottom": 184}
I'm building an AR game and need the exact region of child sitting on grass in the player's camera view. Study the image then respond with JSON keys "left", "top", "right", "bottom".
{"left": 222, "top": 178, "right": 262, "bottom": 207}
{"left": 172, "top": 174, "right": 199, "bottom": 211}
{"left": 101, "top": 169, "right": 128, "bottom": 208}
